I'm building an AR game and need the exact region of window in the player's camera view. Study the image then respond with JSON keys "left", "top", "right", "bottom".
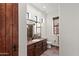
{"left": 53, "top": 16, "right": 59, "bottom": 34}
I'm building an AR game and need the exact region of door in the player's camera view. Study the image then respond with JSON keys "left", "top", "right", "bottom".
{"left": 0, "top": 3, "right": 18, "bottom": 56}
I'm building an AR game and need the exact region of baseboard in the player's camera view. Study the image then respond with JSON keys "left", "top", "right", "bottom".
{"left": 51, "top": 45, "right": 59, "bottom": 48}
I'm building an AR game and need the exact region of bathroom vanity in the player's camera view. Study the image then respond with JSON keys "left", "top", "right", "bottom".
{"left": 26, "top": 13, "right": 47, "bottom": 56}
{"left": 27, "top": 39, "right": 47, "bottom": 56}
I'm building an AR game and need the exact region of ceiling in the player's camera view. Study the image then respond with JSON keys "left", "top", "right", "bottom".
{"left": 29, "top": 3, "right": 59, "bottom": 14}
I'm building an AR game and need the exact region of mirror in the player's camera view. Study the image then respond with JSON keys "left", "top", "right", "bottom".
{"left": 27, "top": 16, "right": 42, "bottom": 41}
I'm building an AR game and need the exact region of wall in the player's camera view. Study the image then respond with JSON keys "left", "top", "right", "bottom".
{"left": 46, "top": 7, "right": 59, "bottom": 46}
{"left": 19, "top": 3, "right": 27, "bottom": 56}
{"left": 18, "top": 3, "right": 79, "bottom": 56}
{"left": 18, "top": 3, "right": 47, "bottom": 56}
{"left": 27, "top": 4, "right": 60, "bottom": 46}
{"left": 59, "top": 4, "right": 79, "bottom": 56}
{"left": 27, "top": 4, "right": 47, "bottom": 38}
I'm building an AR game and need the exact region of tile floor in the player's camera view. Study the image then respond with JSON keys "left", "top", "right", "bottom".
{"left": 41, "top": 47, "right": 59, "bottom": 56}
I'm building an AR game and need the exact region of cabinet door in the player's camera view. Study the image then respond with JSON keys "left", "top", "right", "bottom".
{"left": 27, "top": 44, "right": 35, "bottom": 56}
{"left": 42, "top": 39, "right": 47, "bottom": 52}
{"left": 35, "top": 42, "right": 42, "bottom": 56}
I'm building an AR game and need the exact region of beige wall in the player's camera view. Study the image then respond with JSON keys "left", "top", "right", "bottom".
{"left": 59, "top": 4, "right": 79, "bottom": 56}
{"left": 19, "top": 3, "right": 27, "bottom": 56}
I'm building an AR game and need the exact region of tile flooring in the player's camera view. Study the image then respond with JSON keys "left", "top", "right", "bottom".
{"left": 41, "top": 47, "right": 59, "bottom": 56}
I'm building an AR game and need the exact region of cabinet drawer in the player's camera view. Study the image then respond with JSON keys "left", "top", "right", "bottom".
{"left": 43, "top": 39, "right": 47, "bottom": 42}
{"left": 35, "top": 42, "right": 42, "bottom": 47}
{"left": 27, "top": 44, "right": 35, "bottom": 49}
{"left": 43, "top": 43, "right": 47, "bottom": 46}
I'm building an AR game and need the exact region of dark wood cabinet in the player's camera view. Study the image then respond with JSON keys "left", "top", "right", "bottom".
{"left": 27, "top": 39, "right": 47, "bottom": 56}
{"left": 42, "top": 40, "right": 47, "bottom": 52}
{"left": 27, "top": 44, "right": 35, "bottom": 56}
{"left": 35, "top": 42, "right": 43, "bottom": 56}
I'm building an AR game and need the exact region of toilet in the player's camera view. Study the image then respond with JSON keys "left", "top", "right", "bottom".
{"left": 47, "top": 41, "right": 52, "bottom": 48}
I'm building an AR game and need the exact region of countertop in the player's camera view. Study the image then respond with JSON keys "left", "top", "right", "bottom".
{"left": 27, "top": 38, "right": 46, "bottom": 46}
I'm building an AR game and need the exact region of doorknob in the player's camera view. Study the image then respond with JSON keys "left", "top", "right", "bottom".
{"left": 12, "top": 44, "right": 17, "bottom": 52}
